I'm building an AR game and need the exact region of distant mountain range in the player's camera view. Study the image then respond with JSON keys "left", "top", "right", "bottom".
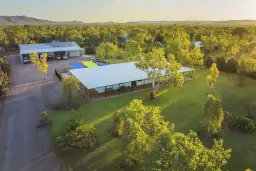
{"left": 1, "top": 15, "right": 256, "bottom": 25}
{"left": 0, "top": 15, "right": 84, "bottom": 25}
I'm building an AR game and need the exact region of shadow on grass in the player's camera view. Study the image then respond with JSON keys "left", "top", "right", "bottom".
{"left": 159, "top": 96, "right": 182, "bottom": 111}
{"left": 73, "top": 138, "right": 123, "bottom": 171}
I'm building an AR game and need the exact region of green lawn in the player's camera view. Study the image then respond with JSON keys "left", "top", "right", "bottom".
{"left": 51, "top": 68, "right": 256, "bottom": 171}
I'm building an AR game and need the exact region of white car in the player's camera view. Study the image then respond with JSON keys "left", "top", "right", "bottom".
{"left": 55, "top": 55, "right": 62, "bottom": 60}
{"left": 62, "top": 55, "right": 69, "bottom": 60}
{"left": 23, "top": 57, "right": 30, "bottom": 64}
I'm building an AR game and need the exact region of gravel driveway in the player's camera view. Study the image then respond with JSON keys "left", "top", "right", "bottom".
{"left": 0, "top": 55, "right": 71, "bottom": 171}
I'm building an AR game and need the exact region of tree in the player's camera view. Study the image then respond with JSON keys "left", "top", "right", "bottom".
{"left": 57, "top": 118, "right": 98, "bottom": 149}
{"left": 124, "top": 39, "right": 143, "bottom": 60}
{"left": 122, "top": 99, "right": 170, "bottom": 167}
{"left": 0, "top": 71, "right": 10, "bottom": 96}
{"left": 239, "top": 34, "right": 251, "bottom": 53}
{"left": 62, "top": 76, "right": 84, "bottom": 110}
{"left": 230, "top": 44, "right": 240, "bottom": 57}
{"left": 201, "top": 33, "right": 218, "bottom": 53}
{"left": 250, "top": 47, "right": 256, "bottom": 58}
{"left": 29, "top": 52, "right": 39, "bottom": 66}
{"left": 206, "top": 63, "right": 219, "bottom": 94}
{"left": 0, "top": 57, "right": 12, "bottom": 75}
{"left": 110, "top": 112, "right": 124, "bottom": 137}
{"left": 190, "top": 46, "right": 204, "bottom": 66}
{"left": 95, "top": 42, "right": 119, "bottom": 59}
{"left": 177, "top": 49, "right": 192, "bottom": 67}
{"left": 153, "top": 131, "right": 231, "bottom": 171}
{"left": 38, "top": 53, "right": 48, "bottom": 80}
{"left": 237, "top": 56, "right": 256, "bottom": 86}
{"left": 238, "top": 57, "right": 256, "bottom": 74}
{"left": 30, "top": 52, "right": 48, "bottom": 79}
{"left": 136, "top": 48, "right": 184, "bottom": 100}
{"left": 201, "top": 94, "right": 224, "bottom": 135}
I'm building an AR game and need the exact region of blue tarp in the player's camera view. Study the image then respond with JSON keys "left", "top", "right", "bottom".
{"left": 70, "top": 62, "right": 85, "bottom": 69}
{"left": 95, "top": 61, "right": 109, "bottom": 66}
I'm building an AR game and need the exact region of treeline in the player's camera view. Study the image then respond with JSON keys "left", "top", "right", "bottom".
{"left": 0, "top": 24, "right": 255, "bottom": 53}
{"left": 0, "top": 24, "right": 255, "bottom": 75}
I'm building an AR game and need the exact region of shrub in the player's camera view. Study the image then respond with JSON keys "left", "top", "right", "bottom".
{"left": 57, "top": 118, "right": 98, "bottom": 149}
{"left": 37, "top": 111, "right": 51, "bottom": 128}
{"left": 0, "top": 71, "right": 11, "bottom": 96}
{"left": 216, "top": 56, "right": 226, "bottom": 71}
{"left": 65, "top": 117, "right": 83, "bottom": 132}
{"left": 205, "top": 56, "right": 215, "bottom": 68}
{"left": 0, "top": 57, "right": 12, "bottom": 75}
{"left": 40, "top": 111, "right": 49, "bottom": 121}
{"left": 110, "top": 112, "right": 124, "bottom": 137}
{"left": 233, "top": 116, "right": 255, "bottom": 133}
{"left": 225, "top": 58, "right": 238, "bottom": 73}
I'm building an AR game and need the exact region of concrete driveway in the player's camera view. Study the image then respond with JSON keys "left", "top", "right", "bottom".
{"left": 0, "top": 55, "right": 74, "bottom": 171}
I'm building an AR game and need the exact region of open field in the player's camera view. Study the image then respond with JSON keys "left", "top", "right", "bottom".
{"left": 50, "top": 68, "right": 256, "bottom": 171}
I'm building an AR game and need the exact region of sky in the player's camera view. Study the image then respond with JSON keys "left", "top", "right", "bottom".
{"left": 1, "top": 0, "right": 256, "bottom": 22}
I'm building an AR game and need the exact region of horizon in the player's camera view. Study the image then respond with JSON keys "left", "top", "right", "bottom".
{"left": 2, "top": 15, "right": 256, "bottom": 23}
{"left": 1, "top": 0, "right": 256, "bottom": 22}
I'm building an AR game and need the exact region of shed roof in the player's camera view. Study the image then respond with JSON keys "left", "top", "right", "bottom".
{"left": 194, "top": 41, "right": 203, "bottom": 47}
{"left": 19, "top": 42, "right": 81, "bottom": 54}
{"left": 69, "top": 62, "right": 194, "bottom": 89}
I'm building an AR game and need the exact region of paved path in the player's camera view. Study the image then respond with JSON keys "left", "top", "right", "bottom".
{"left": 0, "top": 56, "right": 60, "bottom": 171}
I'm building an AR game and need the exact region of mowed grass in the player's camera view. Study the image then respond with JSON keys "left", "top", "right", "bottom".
{"left": 50, "top": 68, "right": 256, "bottom": 171}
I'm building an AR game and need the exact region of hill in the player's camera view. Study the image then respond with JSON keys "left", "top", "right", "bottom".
{"left": 0, "top": 15, "right": 84, "bottom": 25}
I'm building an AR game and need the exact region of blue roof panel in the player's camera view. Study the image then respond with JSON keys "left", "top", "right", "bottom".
{"left": 70, "top": 62, "right": 85, "bottom": 69}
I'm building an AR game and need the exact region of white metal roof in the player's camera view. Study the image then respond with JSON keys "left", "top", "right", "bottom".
{"left": 69, "top": 62, "right": 194, "bottom": 89}
{"left": 194, "top": 41, "right": 203, "bottom": 47}
{"left": 19, "top": 42, "right": 81, "bottom": 54}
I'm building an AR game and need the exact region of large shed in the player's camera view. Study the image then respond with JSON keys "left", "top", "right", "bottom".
{"left": 19, "top": 42, "right": 84, "bottom": 64}
{"left": 69, "top": 62, "right": 194, "bottom": 100}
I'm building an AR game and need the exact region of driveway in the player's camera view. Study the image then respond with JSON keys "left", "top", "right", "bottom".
{"left": 0, "top": 55, "right": 73, "bottom": 171}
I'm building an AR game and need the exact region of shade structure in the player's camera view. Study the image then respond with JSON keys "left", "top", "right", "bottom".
{"left": 82, "top": 61, "right": 99, "bottom": 68}
{"left": 70, "top": 62, "right": 85, "bottom": 69}
{"left": 69, "top": 62, "right": 194, "bottom": 89}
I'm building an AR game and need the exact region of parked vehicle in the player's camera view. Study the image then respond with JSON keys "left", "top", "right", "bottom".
{"left": 23, "top": 57, "right": 30, "bottom": 64}
{"left": 55, "top": 55, "right": 62, "bottom": 60}
{"left": 47, "top": 52, "right": 55, "bottom": 61}
{"left": 62, "top": 55, "right": 69, "bottom": 60}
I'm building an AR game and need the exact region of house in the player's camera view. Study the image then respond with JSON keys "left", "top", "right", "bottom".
{"left": 194, "top": 41, "right": 203, "bottom": 48}
{"left": 69, "top": 62, "right": 194, "bottom": 101}
{"left": 122, "top": 34, "right": 130, "bottom": 42}
{"left": 19, "top": 42, "right": 85, "bottom": 64}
